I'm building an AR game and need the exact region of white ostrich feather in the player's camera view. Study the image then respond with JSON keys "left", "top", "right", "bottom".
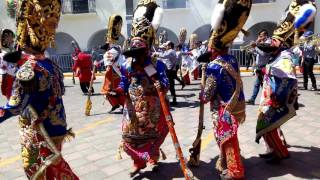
{"left": 152, "top": 7, "right": 163, "bottom": 30}
{"left": 211, "top": 3, "right": 225, "bottom": 31}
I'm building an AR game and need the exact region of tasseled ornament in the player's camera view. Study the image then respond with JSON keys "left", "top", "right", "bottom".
{"left": 215, "top": 157, "right": 223, "bottom": 172}
{"left": 116, "top": 143, "right": 123, "bottom": 160}
{"left": 160, "top": 148, "right": 167, "bottom": 160}
{"left": 64, "top": 128, "right": 76, "bottom": 142}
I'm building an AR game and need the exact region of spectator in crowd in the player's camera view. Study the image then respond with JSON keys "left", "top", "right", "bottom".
{"left": 246, "top": 30, "right": 272, "bottom": 105}
{"left": 301, "top": 31, "right": 317, "bottom": 91}
{"left": 157, "top": 41, "right": 182, "bottom": 105}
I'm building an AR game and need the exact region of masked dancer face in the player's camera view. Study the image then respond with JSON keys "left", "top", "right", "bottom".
{"left": 1, "top": 30, "right": 15, "bottom": 49}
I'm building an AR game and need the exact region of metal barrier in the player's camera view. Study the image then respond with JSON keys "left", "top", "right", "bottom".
{"left": 51, "top": 50, "right": 320, "bottom": 72}
{"left": 50, "top": 54, "right": 74, "bottom": 72}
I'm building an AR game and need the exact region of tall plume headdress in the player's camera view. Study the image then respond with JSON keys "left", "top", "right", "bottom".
{"left": 208, "top": 0, "right": 252, "bottom": 51}
{"left": 123, "top": 0, "right": 163, "bottom": 57}
{"left": 272, "top": 0, "right": 316, "bottom": 47}
{"left": 106, "top": 14, "right": 123, "bottom": 45}
{"left": 16, "top": 0, "right": 62, "bottom": 53}
{"left": 179, "top": 28, "right": 187, "bottom": 45}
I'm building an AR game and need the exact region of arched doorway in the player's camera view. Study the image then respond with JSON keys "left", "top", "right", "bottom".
{"left": 87, "top": 29, "right": 125, "bottom": 51}
{"left": 193, "top": 24, "right": 211, "bottom": 42}
{"left": 48, "top": 32, "right": 78, "bottom": 55}
{"left": 243, "top": 21, "right": 277, "bottom": 44}
{"left": 156, "top": 27, "right": 178, "bottom": 44}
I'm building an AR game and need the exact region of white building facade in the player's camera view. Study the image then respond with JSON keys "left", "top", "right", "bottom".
{"left": 0, "top": 0, "right": 319, "bottom": 55}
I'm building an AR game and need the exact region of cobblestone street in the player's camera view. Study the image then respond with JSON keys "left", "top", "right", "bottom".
{"left": 0, "top": 74, "right": 320, "bottom": 180}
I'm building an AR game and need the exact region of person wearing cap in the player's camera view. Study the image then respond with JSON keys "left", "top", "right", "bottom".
{"left": 113, "top": 0, "right": 169, "bottom": 177}
{"left": 301, "top": 31, "right": 317, "bottom": 91}
{"left": 200, "top": 1, "right": 252, "bottom": 179}
{"left": 0, "top": 0, "right": 79, "bottom": 179}
{"left": 246, "top": 30, "right": 272, "bottom": 105}
{"left": 157, "top": 41, "right": 184, "bottom": 105}
{"left": 255, "top": 0, "right": 316, "bottom": 164}
{"left": 98, "top": 14, "right": 126, "bottom": 113}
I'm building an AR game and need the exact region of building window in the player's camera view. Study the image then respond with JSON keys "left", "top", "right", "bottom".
{"left": 253, "top": 0, "right": 276, "bottom": 3}
{"left": 62, "top": 0, "right": 96, "bottom": 14}
{"left": 162, "top": 0, "right": 189, "bottom": 9}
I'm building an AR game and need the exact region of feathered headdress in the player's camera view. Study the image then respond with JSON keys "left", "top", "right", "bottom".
{"left": 272, "top": 0, "right": 316, "bottom": 47}
{"left": 179, "top": 28, "right": 187, "bottom": 44}
{"left": 189, "top": 33, "right": 198, "bottom": 49}
{"left": 106, "top": 14, "right": 123, "bottom": 44}
{"left": 16, "top": 0, "right": 62, "bottom": 53}
{"left": 123, "top": 0, "right": 163, "bottom": 57}
{"left": 208, "top": 0, "right": 252, "bottom": 51}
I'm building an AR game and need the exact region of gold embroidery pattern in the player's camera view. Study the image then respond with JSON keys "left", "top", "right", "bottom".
{"left": 212, "top": 59, "right": 246, "bottom": 123}
{"left": 204, "top": 75, "right": 217, "bottom": 102}
{"left": 131, "top": 17, "right": 156, "bottom": 48}
{"left": 16, "top": 0, "right": 61, "bottom": 52}
{"left": 208, "top": 0, "right": 252, "bottom": 50}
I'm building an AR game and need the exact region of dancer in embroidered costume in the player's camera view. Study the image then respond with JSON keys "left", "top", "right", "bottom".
{"left": 255, "top": 0, "right": 317, "bottom": 164}
{"left": 0, "top": 0, "right": 79, "bottom": 179}
{"left": 114, "top": 0, "right": 169, "bottom": 177}
{"left": 200, "top": 0, "right": 252, "bottom": 179}
{"left": 98, "top": 14, "right": 125, "bottom": 113}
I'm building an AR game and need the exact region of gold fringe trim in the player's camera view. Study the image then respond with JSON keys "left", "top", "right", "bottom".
{"left": 116, "top": 143, "right": 123, "bottom": 160}
{"left": 64, "top": 128, "right": 76, "bottom": 143}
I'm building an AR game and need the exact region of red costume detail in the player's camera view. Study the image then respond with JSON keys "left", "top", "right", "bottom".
{"left": 72, "top": 52, "right": 93, "bottom": 83}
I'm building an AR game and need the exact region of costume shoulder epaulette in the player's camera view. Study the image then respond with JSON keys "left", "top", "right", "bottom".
{"left": 16, "top": 60, "right": 35, "bottom": 81}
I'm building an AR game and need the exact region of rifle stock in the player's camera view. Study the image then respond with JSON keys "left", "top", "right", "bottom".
{"left": 188, "top": 63, "right": 207, "bottom": 167}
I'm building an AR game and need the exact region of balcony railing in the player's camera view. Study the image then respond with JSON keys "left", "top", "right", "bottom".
{"left": 253, "top": 0, "right": 276, "bottom": 3}
{"left": 62, "top": 0, "right": 96, "bottom": 14}
{"left": 161, "top": 0, "right": 190, "bottom": 9}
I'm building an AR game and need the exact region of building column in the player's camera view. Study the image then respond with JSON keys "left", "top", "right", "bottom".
{"left": 315, "top": 1, "right": 320, "bottom": 34}
{"left": 125, "top": 0, "right": 134, "bottom": 37}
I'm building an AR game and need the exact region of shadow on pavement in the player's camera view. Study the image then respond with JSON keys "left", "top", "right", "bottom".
{"left": 176, "top": 93, "right": 196, "bottom": 98}
{"left": 244, "top": 145, "right": 320, "bottom": 179}
{"left": 172, "top": 100, "right": 199, "bottom": 109}
{"left": 132, "top": 157, "right": 220, "bottom": 180}
{"left": 133, "top": 146, "right": 320, "bottom": 179}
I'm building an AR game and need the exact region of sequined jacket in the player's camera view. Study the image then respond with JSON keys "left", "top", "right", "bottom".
{"left": 117, "top": 58, "right": 169, "bottom": 93}
{"left": 0, "top": 57, "right": 68, "bottom": 137}
{"left": 202, "top": 54, "right": 245, "bottom": 122}
{"left": 118, "top": 58, "right": 169, "bottom": 142}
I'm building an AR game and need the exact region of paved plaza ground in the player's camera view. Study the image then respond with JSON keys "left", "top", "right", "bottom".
{"left": 0, "top": 74, "right": 320, "bottom": 180}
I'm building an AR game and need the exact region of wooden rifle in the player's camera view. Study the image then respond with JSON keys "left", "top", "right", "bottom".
{"left": 144, "top": 64, "right": 194, "bottom": 180}
{"left": 188, "top": 63, "right": 206, "bottom": 167}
